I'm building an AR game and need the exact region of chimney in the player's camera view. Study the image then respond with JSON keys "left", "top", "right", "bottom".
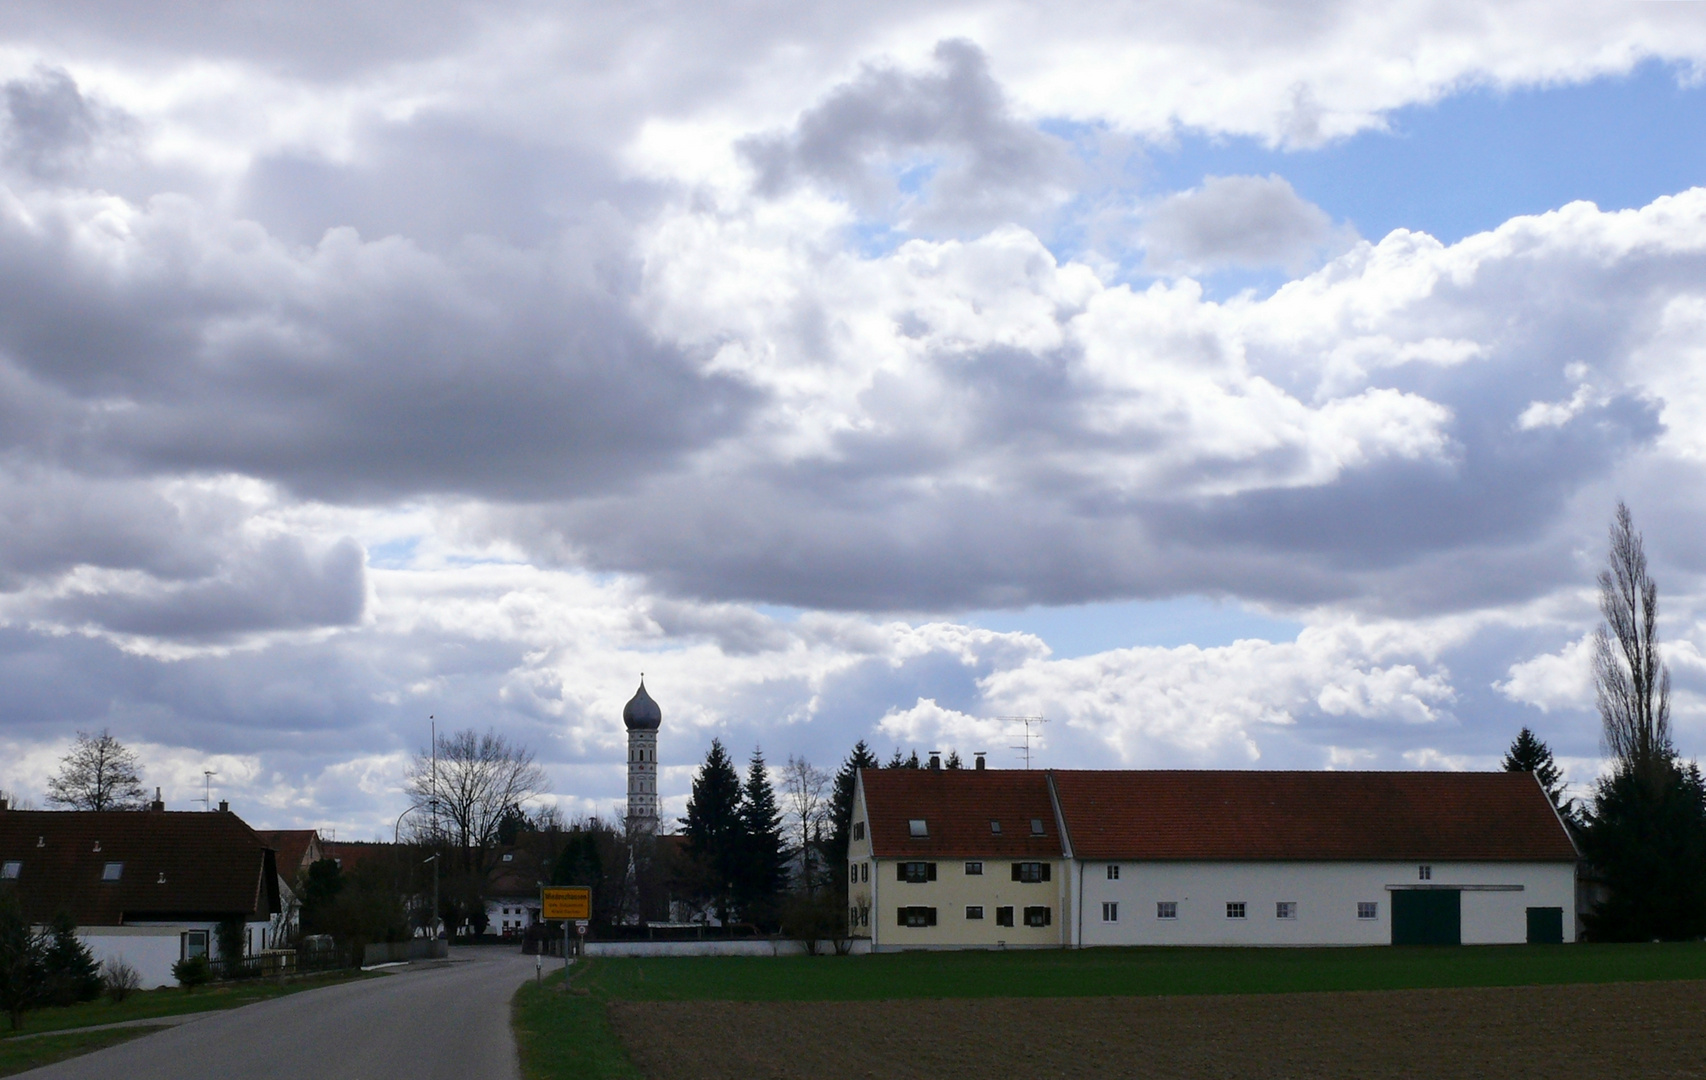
{"left": 974, "top": 752, "right": 986, "bottom": 771}
{"left": 0, "top": 797, "right": 8, "bottom": 811}
{"left": 218, "top": 800, "right": 229, "bottom": 813}
{"left": 149, "top": 788, "right": 165, "bottom": 812}
{"left": 928, "top": 751, "right": 941, "bottom": 771}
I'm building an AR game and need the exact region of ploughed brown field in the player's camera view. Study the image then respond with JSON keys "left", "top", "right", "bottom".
{"left": 608, "top": 979, "right": 1706, "bottom": 1079}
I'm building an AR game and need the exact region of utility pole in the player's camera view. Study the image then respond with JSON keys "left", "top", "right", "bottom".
{"left": 429, "top": 715, "right": 440, "bottom": 943}
{"left": 1001, "top": 717, "right": 1047, "bottom": 769}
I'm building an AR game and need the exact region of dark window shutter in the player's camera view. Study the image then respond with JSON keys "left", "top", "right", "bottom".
{"left": 1045, "top": 907, "right": 1052, "bottom": 926}
{"left": 1041, "top": 863, "right": 1051, "bottom": 882}
{"left": 898, "top": 863, "right": 906, "bottom": 881}
{"left": 897, "top": 908, "right": 905, "bottom": 925}
{"left": 927, "top": 908, "right": 938, "bottom": 927}
{"left": 1011, "top": 863, "right": 1022, "bottom": 881}
{"left": 927, "top": 863, "right": 937, "bottom": 881}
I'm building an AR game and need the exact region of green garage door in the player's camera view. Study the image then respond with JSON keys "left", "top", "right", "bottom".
{"left": 1392, "top": 889, "right": 1461, "bottom": 945}
{"left": 1526, "top": 906, "right": 1565, "bottom": 944}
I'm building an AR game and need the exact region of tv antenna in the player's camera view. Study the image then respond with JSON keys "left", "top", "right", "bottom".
{"left": 1001, "top": 716, "right": 1048, "bottom": 769}
{"left": 198, "top": 770, "right": 218, "bottom": 811}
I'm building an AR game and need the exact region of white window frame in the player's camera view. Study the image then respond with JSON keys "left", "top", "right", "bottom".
{"left": 0, "top": 860, "right": 19, "bottom": 880}
{"left": 1226, "top": 902, "right": 1246, "bottom": 920}
{"left": 1418, "top": 865, "right": 1432, "bottom": 881}
{"left": 1357, "top": 901, "right": 1379, "bottom": 920}
{"left": 1106, "top": 864, "right": 1120, "bottom": 880}
{"left": 1276, "top": 901, "right": 1297, "bottom": 920}
{"left": 965, "top": 905, "right": 984, "bottom": 920}
{"left": 1157, "top": 901, "right": 1178, "bottom": 920}
{"left": 964, "top": 861, "right": 983, "bottom": 876}
{"left": 101, "top": 861, "right": 123, "bottom": 882}
{"left": 1101, "top": 901, "right": 1118, "bottom": 922}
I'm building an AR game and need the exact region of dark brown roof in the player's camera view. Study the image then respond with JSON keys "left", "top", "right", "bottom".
{"left": 0, "top": 809, "right": 278, "bottom": 925}
{"left": 859, "top": 769, "right": 1064, "bottom": 859}
{"left": 255, "top": 830, "right": 320, "bottom": 881}
{"left": 319, "top": 840, "right": 403, "bottom": 874}
{"left": 1051, "top": 770, "right": 1578, "bottom": 862}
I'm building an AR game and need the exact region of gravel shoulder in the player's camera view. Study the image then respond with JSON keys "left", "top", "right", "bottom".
{"left": 609, "top": 979, "right": 1706, "bottom": 1080}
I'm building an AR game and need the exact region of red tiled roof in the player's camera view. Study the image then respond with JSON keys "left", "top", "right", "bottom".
{"left": 255, "top": 829, "right": 319, "bottom": 881}
{"left": 859, "top": 769, "right": 1064, "bottom": 858}
{"left": 1051, "top": 770, "right": 1578, "bottom": 862}
{"left": 0, "top": 809, "right": 278, "bottom": 925}
{"left": 319, "top": 840, "right": 403, "bottom": 873}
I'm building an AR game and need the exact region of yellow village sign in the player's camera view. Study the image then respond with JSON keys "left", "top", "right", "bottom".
{"left": 541, "top": 886, "right": 591, "bottom": 921}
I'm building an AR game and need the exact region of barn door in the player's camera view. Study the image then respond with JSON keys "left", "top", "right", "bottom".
{"left": 1392, "top": 889, "right": 1461, "bottom": 945}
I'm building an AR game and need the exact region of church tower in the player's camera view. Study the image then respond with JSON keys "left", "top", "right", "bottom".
{"left": 623, "top": 678, "right": 661, "bottom": 828}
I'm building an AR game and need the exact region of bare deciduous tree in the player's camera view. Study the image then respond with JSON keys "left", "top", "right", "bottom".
{"left": 404, "top": 728, "right": 547, "bottom": 877}
{"left": 1595, "top": 502, "right": 1674, "bottom": 778}
{"left": 45, "top": 730, "right": 146, "bottom": 811}
{"left": 781, "top": 755, "right": 830, "bottom": 895}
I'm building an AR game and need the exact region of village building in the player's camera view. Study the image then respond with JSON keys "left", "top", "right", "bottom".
{"left": 849, "top": 764, "right": 1578, "bottom": 949}
{"left": 0, "top": 796, "right": 280, "bottom": 986}
{"left": 255, "top": 827, "right": 323, "bottom": 943}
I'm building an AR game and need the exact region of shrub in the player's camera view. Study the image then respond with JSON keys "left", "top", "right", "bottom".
{"left": 102, "top": 959, "right": 141, "bottom": 1004}
{"left": 42, "top": 912, "right": 102, "bottom": 1005}
{"left": 172, "top": 955, "right": 210, "bottom": 992}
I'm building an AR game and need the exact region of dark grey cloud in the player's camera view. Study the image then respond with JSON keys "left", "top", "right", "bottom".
{"left": 741, "top": 39, "right": 1077, "bottom": 232}
{"left": 1142, "top": 174, "right": 1339, "bottom": 271}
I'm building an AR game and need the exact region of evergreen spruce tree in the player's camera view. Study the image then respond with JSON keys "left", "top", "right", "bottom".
{"left": 885, "top": 748, "right": 905, "bottom": 768}
{"left": 944, "top": 750, "right": 963, "bottom": 769}
{"left": 680, "top": 739, "right": 743, "bottom": 925}
{"left": 41, "top": 913, "right": 100, "bottom": 1005}
{"left": 826, "top": 740, "right": 880, "bottom": 896}
{"left": 1502, "top": 727, "right": 1570, "bottom": 815}
{"left": 0, "top": 894, "right": 46, "bottom": 1031}
{"left": 903, "top": 750, "right": 920, "bottom": 769}
{"left": 736, "top": 747, "right": 788, "bottom": 927}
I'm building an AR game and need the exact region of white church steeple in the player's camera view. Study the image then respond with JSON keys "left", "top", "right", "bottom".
{"left": 622, "top": 677, "right": 661, "bottom": 827}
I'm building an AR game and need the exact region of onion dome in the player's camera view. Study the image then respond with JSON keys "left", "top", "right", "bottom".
{"left": 623, "top": 678, "right": 661, "bottom": 731}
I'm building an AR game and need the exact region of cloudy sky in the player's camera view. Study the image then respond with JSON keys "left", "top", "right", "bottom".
{"left": 4, "top": 2, "right": 1706, "bottom": 836}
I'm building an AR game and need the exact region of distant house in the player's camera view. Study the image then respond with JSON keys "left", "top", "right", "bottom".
{"left": 0, "top": 799, "right": 280, "bottom": 987}
{"left": 849, "top": 766, "right": 1578, "bottom": 950}
{"left": 255, "top": 828, "right": 323, "bottom": 944}
{"left": 484, "top": 847, "right": 544, "bottom": 936}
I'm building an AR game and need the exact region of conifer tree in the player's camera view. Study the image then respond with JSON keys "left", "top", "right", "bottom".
{"left": 680, "top": 739, "right": 743, "bottom": 925}
{"left": 1502, "top": 727, "right": 1570, "bottom": 815}
{"left": 886, "top": 748, "right": 905, "bottom": 768}
{"left": 736, "top": 747, "right": 788, "bottom": 925}
{"left": 944, "top": 750, "right": 963, "bottom": 769}
{"left": 827, "top": 741, "right": 880, "bottom": 896}
{"left": 41, "top": 912, "right": 100, "bottom": 1006}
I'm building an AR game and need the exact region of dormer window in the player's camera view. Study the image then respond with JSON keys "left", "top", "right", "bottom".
{"left": 989, "top": 820, "right": 1002, "bottom": 834}
{"left": 907, "top": 819, "right": 928, "bottom": 838}
{"left": 502, "top": 853, "right": 514, "bottom": 862}
{"left": 101, "top": 862, "right": 123, "bottom": 882}
{"left": 1, "top": 861, "right": 19, "bottom": 880}
{"left": 1030, "top": 818, "right": 1045, "bottom": 836}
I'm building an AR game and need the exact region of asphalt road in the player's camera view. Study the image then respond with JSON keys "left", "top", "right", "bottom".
{"left": 20, "top": 948, "right": 542, "bottom": 1080}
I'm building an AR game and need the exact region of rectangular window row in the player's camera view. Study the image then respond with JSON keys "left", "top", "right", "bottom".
{"left": 896, "top": 861, "right": 1052, "bottom": 883}
{"left": 1137, "top": 901, "right": 1378, "bottom": 921}
{"left": 897, "top": 906, "right": 1053, "bottom": 928}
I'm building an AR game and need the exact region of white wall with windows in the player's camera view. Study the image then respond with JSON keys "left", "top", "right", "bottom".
{"left": 1074, "top": 861, "right": 1577, "bottom": 947}
{"left": 76, "top": 918, "right": 272, "bottom": 988}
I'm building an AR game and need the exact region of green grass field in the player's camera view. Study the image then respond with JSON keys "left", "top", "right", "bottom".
{"left": 0, "top": 969, "right": 369, "bottom": 1039}
{"left": 0, "top": 1026, "right": 168, "bottom": 1077}
{"left": 512, "top": 942, "right": 1706, "bottom": 1080}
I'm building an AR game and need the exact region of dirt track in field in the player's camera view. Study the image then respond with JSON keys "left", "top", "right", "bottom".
{"left": 608, "top": 980, "right": 1706, "bottom": 1080}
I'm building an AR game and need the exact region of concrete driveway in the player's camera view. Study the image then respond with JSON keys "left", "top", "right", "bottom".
{"left": 19, "top": 947, "right": 542, "bottom": 1080}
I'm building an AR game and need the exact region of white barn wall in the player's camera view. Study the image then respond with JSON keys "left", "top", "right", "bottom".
{"left": 1076, "top": 861, "right": 1577, "bottom": 947}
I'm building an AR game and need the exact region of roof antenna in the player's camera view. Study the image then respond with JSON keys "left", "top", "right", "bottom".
{"left": 199, "top": 770, "right": 218, "bottom": 811}
{"left": 1001, "top": 717, "right": 1048, "bottom": 770}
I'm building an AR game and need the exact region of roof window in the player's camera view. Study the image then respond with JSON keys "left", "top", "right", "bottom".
{"left": 907, "top": 819, "right": 928, "bottom": 838}
{"left": 989, "top": 820, "right": 1002, "bottom": 834}
{"left": 1030, "top": 818, "right": 1045, "bottom": 836}
{"left": 1, "top": 861, "right": 19, "bottom": 880}
{"left": 101, "top": 862, "right": 123, "bottom": 882}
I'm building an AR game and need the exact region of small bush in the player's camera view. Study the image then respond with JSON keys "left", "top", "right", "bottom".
{"left": 102, "top": 959, "right": 141, "bottom": 1003}
{"left": 172, "top": 955, "right": 210, "bottom": 992}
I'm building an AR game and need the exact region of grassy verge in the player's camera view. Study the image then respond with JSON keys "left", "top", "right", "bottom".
{"left": 0, "top": 969, "right": 371, "bottom": 1039}
{"left": 574, "top": 941, "right": 1706, "bottom": 1002}
{"left": 512, "top": 967, "right": 642, "bottom": 1080}
{"left": 0, "top": 1025, "right": 168, "bottom": 1077}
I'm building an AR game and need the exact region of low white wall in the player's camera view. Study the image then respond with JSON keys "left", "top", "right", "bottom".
{"left": 78, "top": 927, "right": 190, "bottom": 989}
{"left": 584, "top": 939, "right": 872, "bottom": 957}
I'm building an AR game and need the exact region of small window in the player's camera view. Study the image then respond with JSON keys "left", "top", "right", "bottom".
{"left": 0, "top": 861, "right": 18, "bottom": 880}
{"left": 1157, "top": 902, "right": 1177, "bottom": 919}
{"left": 1276, "top": 902, "right": 1297, "bottom": 920}
{"left": 861, "top": 863, "right": 869, "bottom": 883}
{"left": 899, "top": 861, "right": 936, "bottom": 883}
{"left": 1012, "top": 861, "right": 1050, "bottom": 883}
{"left": 907, "top": 819, "right": 928, "bottom": 838}
{"left": 1101, "top": 902, "right": 1118, "bottom": 922}
{"left": 966, "top": 905, "right": 984, "bottom": 920}
{"left": 853, "top": 822, "right": 865, "bottom": 841}
{"left": 1023, "top": 906, "right": 1052, "bottom": 927}
{"left": 182, "top": 930, "right": 208, "bottom": 960}
{"left": 995, "top": 906, "right": 1015, "bottom": 927}
{"left": 898, "top": 906, "right": 937, "bottom": 927}
{"left": 101, "top": 862, "right": 123, "bottom": 882}
{"left": 1358, "top": 902, "right": 1379, "bottom": 920}
{"left": 989, "top": 820, "right": 1002, "bottom": 835}
{"left": 1106, "top": 865, "right": 1120, "bottom": 880}
{"left": 850, "top": 861, "right": 858, "bottom": 882}
{"left": 964, "top": 861, "right": 983, "bottom": 876}
{"left": 1226, "top": 902, "right": 1246, "bottom": 920}
{"left": 502, "top": 853, "right": 513, "bottom": 862}
{"left": 1030, "top": 818, "right": 1045, "bottom": 836}
{"left": 1418, "top": 865, "right": 1432, "bottom": 881}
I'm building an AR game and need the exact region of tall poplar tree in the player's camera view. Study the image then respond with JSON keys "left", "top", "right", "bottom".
{"left": 680, "top": 739, "right": 743, "bottom": 925}
{"left": 737, "top": 747, "right": 788, "bottom": 926}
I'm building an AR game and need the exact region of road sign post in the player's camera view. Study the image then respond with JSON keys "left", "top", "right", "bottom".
{"left": 541, "top": 887, "right": 591, "bottom": 969}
